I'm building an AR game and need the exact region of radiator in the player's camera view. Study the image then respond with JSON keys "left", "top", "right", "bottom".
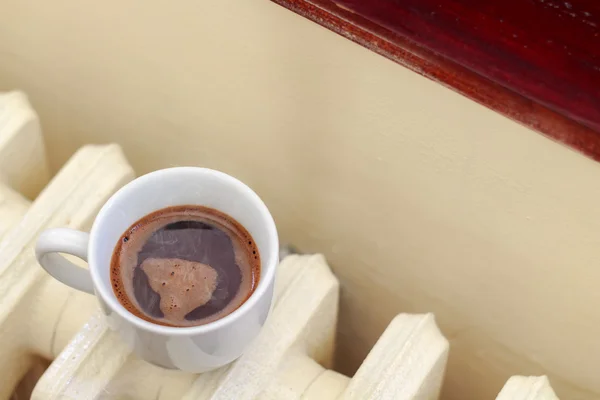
{"left": 0, "top": 91, "right": 557, "bottom": 400}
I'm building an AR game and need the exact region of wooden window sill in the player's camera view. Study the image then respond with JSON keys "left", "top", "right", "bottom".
{"left": 272, "top": 0, "right": 600, "bottom": 161}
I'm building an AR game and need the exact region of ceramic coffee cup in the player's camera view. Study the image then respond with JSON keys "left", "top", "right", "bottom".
{"left": 35, "top": 167, "right": 278, "bottom": 372}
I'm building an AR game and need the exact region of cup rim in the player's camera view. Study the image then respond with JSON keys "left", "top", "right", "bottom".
{"left": 88, "top": 167, "right": 278, "bottom": 336}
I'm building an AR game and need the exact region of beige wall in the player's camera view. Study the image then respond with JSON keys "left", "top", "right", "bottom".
{"left": 1, "top": 1, "right": 600, "bottom": 398}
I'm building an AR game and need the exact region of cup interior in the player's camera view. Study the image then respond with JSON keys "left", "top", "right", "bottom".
{"left": 88, "top": 167, "right": 278, "bottom": 329}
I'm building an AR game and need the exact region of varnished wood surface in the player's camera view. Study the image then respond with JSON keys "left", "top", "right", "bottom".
{"left": 272, "top": 0, "right": 600, "bottom": 161}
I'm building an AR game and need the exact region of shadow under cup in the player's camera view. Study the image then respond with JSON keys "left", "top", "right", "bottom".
{"left": 88, "top": 167, "right": 279, "bottom": 371}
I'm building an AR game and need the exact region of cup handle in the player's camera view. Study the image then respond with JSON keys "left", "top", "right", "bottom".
{"left": 35, "top": 228, "right": 94, "bottom": 294}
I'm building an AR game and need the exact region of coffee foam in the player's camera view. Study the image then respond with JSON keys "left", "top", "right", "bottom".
{"left": 141, "top": 258, "right": 218, "bottom": 324}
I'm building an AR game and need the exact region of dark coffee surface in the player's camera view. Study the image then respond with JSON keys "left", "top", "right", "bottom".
{"left": 110, "top": 206, "right": 260, "bottom": 327}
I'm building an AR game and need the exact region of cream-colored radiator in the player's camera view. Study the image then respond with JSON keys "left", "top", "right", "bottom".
{"left": 1, "top": 91, "right": 557, "bottom": 399}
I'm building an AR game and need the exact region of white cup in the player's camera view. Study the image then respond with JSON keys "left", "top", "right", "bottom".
{"left": 35, "top": 167, "right": 278, "bottom": 373}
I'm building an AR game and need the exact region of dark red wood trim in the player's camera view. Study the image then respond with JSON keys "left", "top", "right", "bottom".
{"left": 271, "top": 0, "right": 600, "bottom": 162}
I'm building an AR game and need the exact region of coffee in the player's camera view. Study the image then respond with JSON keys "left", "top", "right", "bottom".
{"left": 110, "top": 205, "right": 260, "bottom": 327}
